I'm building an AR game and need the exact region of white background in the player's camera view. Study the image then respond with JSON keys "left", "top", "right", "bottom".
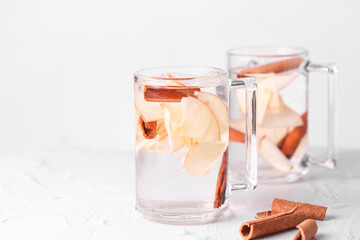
{"left": 0, "top": 0, "right": 359, "bottom": 152}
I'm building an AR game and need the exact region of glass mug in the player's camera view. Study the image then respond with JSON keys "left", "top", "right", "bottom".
{"left": 227, "top": 46, "right": 338, "bottom": 183}
{"left": 134, "top": 66, "right": 257, "bottom": 224}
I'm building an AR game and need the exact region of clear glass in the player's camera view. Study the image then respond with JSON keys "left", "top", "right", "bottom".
{"left": 134, "top": 66, "right": 257, "bottom": 224}
{"left": 227, "top": 46, "right": 338, "bottom": 183}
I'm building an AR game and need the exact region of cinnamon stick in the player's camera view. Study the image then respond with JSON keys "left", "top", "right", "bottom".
{"left": 241, "top": 57, "right": 303, "bottom": 74}
{"left": 229, "top": 127, "right": 245, "bottom": 143}
{"left": 293, "top": 219, "right": 318, "bottom": 240}
{"left": 144, "top": 86, "right": 200, "bottom": 102}
{"left": 214, "top": 151, "right": 228, "bottom": 208}
{"left": 139, "top": 117, "right": 157, "bottom": 139}
{"left": 277, "top": 135, "right": 287, "bottom": 149}
{"left": 239, "top": 207, "right": 306, "bottom": 240}
{"left": 272, "top": 198, "right": 327, "bottom": 221}
{"left": 280, "top": 112, "right": 308, "bottom": 158}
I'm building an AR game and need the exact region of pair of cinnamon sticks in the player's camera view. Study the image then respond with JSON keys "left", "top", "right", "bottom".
{"left": 240, "top": 198, "right": 327, "bottom": 240}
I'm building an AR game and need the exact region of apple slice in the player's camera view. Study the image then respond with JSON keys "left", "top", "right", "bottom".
{"left": 134, "top": 89, "right": 163, "bottom": 122}
{"left": 236, "top": 73, "right": 284, "bottom": 110}
{"left": 261, "top": 107, "right": 303, "bottom": 128}
{"left": 292, "top": 133, "right": 308, "bottom": 159}
{"left": 145, "top": 134, "right": 170, "bottom": 152}
{"left": 259, "top": 127, "right": 288, "bottom": 145}
{"left": 267, "top": 89, "right": 285, "bottom": 110}
{"left": 182, "top": 137, "right": 199, "bottom": 148}
{"left": 255, "top": 73, "right": 284, "bottom": 110}
{"left": 259, "top": 137, "right": 293, "bottom": 172}
{"left": 243, "top": 73, "right": 285, "bottom": 110}
{"left": 184, "top": 141, "right": 227, "bottom": 176}
{"left": 180, "top": 97, "right": 220, "bottom": 141}
{"left": 162, "top": 104, "right": 185, "bottom": 152}
{"left": 195, "top": 91, "right": 229, "bottom": 143}
{"left": 275, "top": 72, "right": 298, "bottom": 90}
{"left": 230, "top": 119, "right": 245, "bottom": 132}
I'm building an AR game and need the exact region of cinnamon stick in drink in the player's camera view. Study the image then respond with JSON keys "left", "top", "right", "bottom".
{"left": 239, "top": 207, "right": 306, "bottom": 240}
{"left": 241, "top": 57, "right": 303, "bottom": 74}
{"left": 280, "top": 112, "right": 308, "bottom": 159}
{"left": 229, "top": 127, "right": 245, "bottom": 143}
{"left": 272, "top": 198, "right": 327, "bottom": 221}
{"left": 139, "top": 117, "right": 157, "bottom": 139}
{"left": 214, "top": 151, "right": 228, "bottom": 208}
{"left": 144, "top": 86, "right": 200, "bottom": 102}
{"left": 293, "top": 219, "right": 318, "bottom": 240}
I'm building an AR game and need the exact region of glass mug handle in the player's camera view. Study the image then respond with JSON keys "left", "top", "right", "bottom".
{"left": 305, "top": 61, "right": 338, "bottom": 168}
{"left": 229, "top": 77, "right": 257, "bottom": 191}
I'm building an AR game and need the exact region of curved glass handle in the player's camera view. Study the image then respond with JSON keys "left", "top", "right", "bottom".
{"left": 229, "top": 77, "right": 257, "bottom": 191}
{"left": 305, "top": 61, "right": 338, "bottom": 168}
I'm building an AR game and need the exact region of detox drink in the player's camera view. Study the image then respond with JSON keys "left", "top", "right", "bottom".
{"left": 134, "top": 70, "right": 230, "bottom": 224}
{"left": 228, "top": 47, "right": 311, "bottom": 182}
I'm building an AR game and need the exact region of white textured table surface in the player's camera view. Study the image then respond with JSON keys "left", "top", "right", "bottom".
{"left": 0, "top": 147, "right": 359, "bottom": 240}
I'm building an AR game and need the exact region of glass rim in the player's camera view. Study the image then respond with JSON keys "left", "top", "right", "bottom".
{"left": 134, "top": 66, "right": 228, "bottom": 81}
{"left": 227, "top": 45, "right": 308, "bottom": 58}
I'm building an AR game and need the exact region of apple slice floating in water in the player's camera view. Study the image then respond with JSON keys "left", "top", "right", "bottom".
{"left": 292, "top": 133, "right": 308, "bottom": 159}
{"left": 275, "top": 72, "right": 299, "bottom": 90}
{"left": 236, "top": 73, "right": 289, "bottom": 125}
{"left": 259, "top": 127, "right": 288, "bottom": 145}
{"left": 195, "top": 91, "right": 229, "bottom": 144}
{"left": 195, "top": 91, "right": 228, "bottom": 133}
{"left": 180, "top": 96, "right": 220, "bottom": 142}
{"left": 184, "top": 141, "right": 227, "bottom": 176}
{"left": 256, "top": 74, "right": 284, "bottom": 110}
{"left": 161, "top": 104, "right": 185, "bottom": 152}
{"left": 259, "top": 136, "right": 293, "bottom": 172}
{"left": 261, "top": 107, "right": 303, "bottom": 128}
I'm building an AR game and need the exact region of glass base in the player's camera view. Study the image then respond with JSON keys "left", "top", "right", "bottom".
{"left": 256, "top": 153, "right": 336, "bottom": 183}
{"left": 302, "top": 153, "right": 337, "bottom": 169}
{"left": 136, "top": 199, "right": 228, "bottom": 225}
{"left": 258, "top": 167, "right": 309, "bottom": 183}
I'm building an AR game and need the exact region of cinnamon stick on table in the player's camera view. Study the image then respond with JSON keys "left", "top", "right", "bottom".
{"left": 272, "top": 198, "right": 328, "bottom": 221}
{"left": 293, "top": 219, "right": 318, "bottom": 240}
{"left": 214, "top": 151, "right": 228, "bottom": 208}
{"left": 241, "top": 57, "right": 303, "bottom": 74}
{"left": 239, "top": 207, "right": 306, "bottom": 240}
